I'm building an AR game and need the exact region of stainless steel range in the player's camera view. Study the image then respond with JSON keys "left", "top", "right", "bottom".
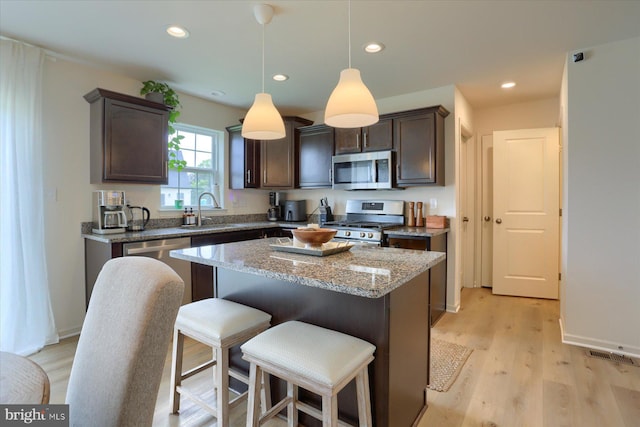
{"left": 323, "top": 199, "right": 405, "bottom": 245}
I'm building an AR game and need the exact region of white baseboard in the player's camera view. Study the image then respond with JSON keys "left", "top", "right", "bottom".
{"left": 58, "top": 327, "right": 81, "bottom": 340}
{"left": 446, "top": 303, "right": 460, "bottom": 313}
{"left": 559, "top": 318, "right": 640, "bottom": 358}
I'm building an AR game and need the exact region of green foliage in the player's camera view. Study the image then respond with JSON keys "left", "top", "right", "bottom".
{"left": 140, "top": 80, "right": 186, "bottom": 171}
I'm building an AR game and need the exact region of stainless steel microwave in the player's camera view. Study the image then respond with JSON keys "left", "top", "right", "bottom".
{"left": 332, "top": 150, "right": 394, "bottom": 190}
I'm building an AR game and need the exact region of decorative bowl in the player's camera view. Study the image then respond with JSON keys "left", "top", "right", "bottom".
{"left": 291, "top": 228, "right": 337, "bottom": 247}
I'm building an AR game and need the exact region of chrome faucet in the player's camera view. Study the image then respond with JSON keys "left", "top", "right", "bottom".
{"left": 197, "top": 192, "right": 220, "bottom": 226}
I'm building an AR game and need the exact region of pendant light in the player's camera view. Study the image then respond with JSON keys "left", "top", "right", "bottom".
{"left": 324, "top": 0, "right": 379, "bottom": 128}
{"left": 242, "top": 4, "right": 285, "bottom": 140}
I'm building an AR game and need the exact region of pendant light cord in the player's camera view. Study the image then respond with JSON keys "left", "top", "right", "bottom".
{"left": 261, "top": 23, "right": 265, "bottom": 93}
{"left": 348, "top": 0, "right": 352, "bottom": 68}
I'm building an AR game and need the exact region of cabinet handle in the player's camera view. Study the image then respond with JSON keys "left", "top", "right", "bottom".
{"left": 396, "top": 163, "right": 400, "bottom": 179}
{"left": 247, "top": 169, "right": 251, "bottom": 183}
{"left": 356, "top": 133, "right": 360, "bottom": 149}
{"left": 264, "top": 169, "right": 267, "bottom": 184}
{"left": 363, "top": 131, "right": 368, "bottom": 148}
{"left": 495, "top": 218, "right": 502, "bottom": 224}
{"left": 463, "top": 217, "right": 469, "bottom": 222}
{"left": 484, "top": 216, "right": 491, "bottom": 222}
{"left": 329, "top": 168, "right": 333, "bottom": 184}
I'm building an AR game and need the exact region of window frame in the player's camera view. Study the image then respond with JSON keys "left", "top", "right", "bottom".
{"left": 160, "top": 123, "right": 223, "bottom": 210}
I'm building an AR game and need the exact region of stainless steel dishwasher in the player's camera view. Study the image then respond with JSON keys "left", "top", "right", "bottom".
{"left": 123, "top": 237, "right": 192, "bottom": 304}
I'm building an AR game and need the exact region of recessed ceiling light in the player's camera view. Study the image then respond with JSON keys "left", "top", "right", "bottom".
{"left": 211, "top": 90, "right": 226, "bottom": 97}
{"left": 166, "top": 25, "right": 190, "bottom": 39}
{"left": 272, "top": 74, "right": 289, "bottom": 82}
{"left": 364, "top": 42, "right": 385, "bottom": 54}
{"left": 501, "top": 81, "right": 516, "bottom": 89}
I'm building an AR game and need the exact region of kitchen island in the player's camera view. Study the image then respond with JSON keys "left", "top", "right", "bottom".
{"left": 171, "top": 238, "right": 445, "bottom": 427}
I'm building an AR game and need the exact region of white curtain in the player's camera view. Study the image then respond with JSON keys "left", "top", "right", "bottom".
{"left": 0, "top": 39, "right": 59, "bottom": 355}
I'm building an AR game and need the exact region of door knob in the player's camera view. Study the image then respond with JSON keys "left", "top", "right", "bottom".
{"left": 484, "top": 216, "right": 491, "bottom": 222}
{"left": 463, "top": 217, "right": 469, "bottom": 222}
{"left": 495, "top": 218, "right": 502, "bottom": 224}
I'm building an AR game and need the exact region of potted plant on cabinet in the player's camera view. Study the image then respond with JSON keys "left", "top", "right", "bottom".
{"left": 140, "top": 81, "right": 186, "bottom": 208}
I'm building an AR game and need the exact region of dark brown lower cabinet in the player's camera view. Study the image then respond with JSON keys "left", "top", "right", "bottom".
{"left": 386, "top": 232, "right": 448, "bottom": 326}
{"left": 84, "top": 239, "right": 123, "bottom": 309}
{"left": 190, "top": 229, "right": 275, "bottom": 301}
{"left": 85, "top": 228, "right": 284, "bottom": 308}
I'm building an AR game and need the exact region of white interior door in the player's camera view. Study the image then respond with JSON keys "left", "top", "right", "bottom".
{"left": 492, "top": 128, "right": 560, "bottom": 299}
{"left": 481, "top": 135, "right": 493, "bottom": 287}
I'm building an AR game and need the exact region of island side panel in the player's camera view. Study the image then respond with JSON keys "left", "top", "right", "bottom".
{"left": 215, "top": 267, "right": 431, "bottom": 427}
{"left": 389, "top": 270, "right": 430, "bottom": 425}
{"left": 215, "top": 267, "right": 390, "bottom": 427}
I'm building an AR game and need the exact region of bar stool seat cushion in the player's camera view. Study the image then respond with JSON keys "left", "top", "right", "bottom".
{"left": 176, "top": 298, "right": 271, "bottom": 341}
{"left": 241, "top": 321, "right": 375, "bottom": 387}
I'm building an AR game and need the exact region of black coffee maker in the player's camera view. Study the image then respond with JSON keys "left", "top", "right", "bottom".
{"left": 268, "top": 192, "right": 283, "bottom": 221}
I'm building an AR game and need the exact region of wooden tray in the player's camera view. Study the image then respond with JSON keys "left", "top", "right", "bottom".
{"left": 270, "top": 239, "right": 354, "bottom": 257}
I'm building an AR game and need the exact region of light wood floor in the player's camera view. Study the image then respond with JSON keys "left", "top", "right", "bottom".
{"left": 29, "top": 288, "right": 639, "bottom": 426}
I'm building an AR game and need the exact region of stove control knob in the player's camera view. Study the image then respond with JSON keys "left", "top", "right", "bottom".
{"left": 345, "top": 231, "right": 351, "bottom": 237}
{"left": 360, "top": 232, "right": 366, "bottom": 238}
{"left": 367, "top": 232, "right": 374, "bottom": 238}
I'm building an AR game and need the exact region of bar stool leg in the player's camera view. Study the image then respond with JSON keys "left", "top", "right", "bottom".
{"left": 211, "top": 347, "right": 217, "bottom": 390}
{"left": 286, "top": 382, "right": 298, "bottom": 427}
{"left": 356, "top": 368, "right": 372, "bottom": 427}
{"left": 216, "top": 346, "right": 230, "bottom": 427}
{"left": 246, "top": 363, "right": 262, "bottom": 427}
{"left": 322, "top": 394, "right": 338, "bottom": 427}
{"left": 260, "top": 371, "right": 271, "bottom": 415}
{"left": 170, "top": 329, "right": 184, "bottom": 414}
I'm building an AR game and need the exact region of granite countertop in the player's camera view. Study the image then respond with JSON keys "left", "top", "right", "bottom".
{"left": 82, "top": 221, "right": 302, "bottom": 243}
{"left": 170, "top": 238, "right": 446, "bottom": 298}
{"left": 81, "top": 221, "right": 449, "bottom": 244}
{"left": 383, "top": 226, "right": 450, "bottom": 237}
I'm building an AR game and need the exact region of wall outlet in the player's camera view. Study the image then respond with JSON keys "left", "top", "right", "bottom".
{"left": 429, "top": 198, "right": 437, "bottom": 211}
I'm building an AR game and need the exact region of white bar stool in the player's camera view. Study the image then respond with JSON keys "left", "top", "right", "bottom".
{"left": 170, "top": 298, "right": 271, "bottom": 426}
{"left": 241, "top": 321, "right": 375, "bottom": 427}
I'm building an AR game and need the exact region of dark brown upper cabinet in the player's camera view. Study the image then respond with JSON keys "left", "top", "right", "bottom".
{"left": 393, "top": 106, "right": 449, "bottom": 187}
{"left": 227, "top": 124, "right": 260, "bottom": 189}
{"left": 260, "top": 116, "right": 313, "bottom": 189}
{"left": 333, "top": 118, "right": 393, "bottom": 155}
{"left": 84, "top": 88, "right": 171, "bottom": 184}
{"left": 297, "top": 124, "right": 334, "bottom": 188}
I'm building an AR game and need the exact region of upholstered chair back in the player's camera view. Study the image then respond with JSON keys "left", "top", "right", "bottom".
{"left": 66, "top": 257, "right": 184, "bottom": 426}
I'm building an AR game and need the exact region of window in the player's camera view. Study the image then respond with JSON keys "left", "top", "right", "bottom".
{"left": 161, "top": 124, "right": 222, "bottom": 209}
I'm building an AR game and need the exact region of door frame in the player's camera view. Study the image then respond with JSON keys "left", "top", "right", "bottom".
{"left": 459, "top": 122, "right": 476, "bottom": 289}
{"left": 478, "top": 134, "right": 494, "bottom": 287}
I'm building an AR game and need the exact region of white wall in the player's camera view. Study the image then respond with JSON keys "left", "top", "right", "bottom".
{"left": 474, "top": 97, "right": 560, "bottom": 137}
{"left": 42, "top": 57, "right": 254, "bottom": 336}
{"left": 561, "top": 36, "right": 640, "bottom": 357}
